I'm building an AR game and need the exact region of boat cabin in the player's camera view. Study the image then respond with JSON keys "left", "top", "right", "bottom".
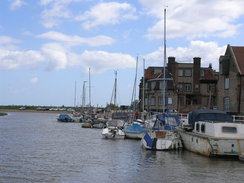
{"left": 189, "top": 109, "right": 244, "bottom": 138}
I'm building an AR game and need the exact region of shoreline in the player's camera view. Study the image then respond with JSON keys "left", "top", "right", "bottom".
{"left": 0, "top": 109, "right": 68, "bottom": 114}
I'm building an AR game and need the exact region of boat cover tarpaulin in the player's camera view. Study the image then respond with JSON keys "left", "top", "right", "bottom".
{"left": 153, "top": 114, "right": 181, "bottom": 130}
{"left": 124, "top": 124, "right": 146, "bottom": 133}
{"left": 188, "top": 109, "right": 233, "bottom": 125}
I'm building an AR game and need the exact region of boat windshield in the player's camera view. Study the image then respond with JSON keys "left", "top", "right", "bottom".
{"left": 165, "top": 117, "right": 178, "bottom": 126}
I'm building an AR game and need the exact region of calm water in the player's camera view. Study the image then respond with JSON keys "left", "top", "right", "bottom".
{"left": 0, "top": 112, "right": 243, "bottom": 183}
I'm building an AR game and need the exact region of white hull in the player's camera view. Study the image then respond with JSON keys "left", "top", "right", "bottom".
{"left": 124, "top": 132, "right": 144, "bottom": 139}
{"left": 141, "top": 131, "right": 182, "bottom": 150}
{"left": 177, "top": 127, "right": 244, "bottom": 157}
{"left": 102, "top": 127, "right": 125, "bottom": 139}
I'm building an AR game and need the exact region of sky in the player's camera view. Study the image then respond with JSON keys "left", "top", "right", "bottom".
{"left": 0, "top": 0, "right": 244, "bottom": 107}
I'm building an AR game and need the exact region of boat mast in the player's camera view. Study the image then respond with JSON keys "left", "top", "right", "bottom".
{"left": 114, "top": 71, "right": 117, "bottom": 106}
{"left": 82, "top": 81, "right": 87, "bottom": 109}
{"left": 88, "top": 67, "right": 91, "bottom": 107}
{"left": 74, "top": 80, "right": 77, "bottom": 107}
{"left": 110, "top": 71, "right": 117, "bottom": 107}
{"left": 131, "top": 56, "right": 138, "bottom": 113}
{"left": 142, "top": 58, "right": 145, "bottom": 112}
{"left": 163, "top": 8, "right": 167, "bottom": 113}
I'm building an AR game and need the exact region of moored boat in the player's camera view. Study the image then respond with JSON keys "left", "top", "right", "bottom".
{"left": 176, "top": 108, "right": 244, "bottom": 158}
{"left": 141, "top": 113, "right": 182, "bottom": 150}
{"left": 57, "top": 114, "right": 75, "bottom": 122}
{"left": 102, "top": 119, "right": 125, "bottom": 139}
{"left": 123, "top": 122, "right": 148, "bottom": 139}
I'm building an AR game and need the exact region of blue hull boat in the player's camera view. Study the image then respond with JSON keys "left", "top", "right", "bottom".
{"left": 141, "top": 113, "right": 182, "bottom": 150}
{"left": 57, "top": 114, "right": 75, "bottom": 122}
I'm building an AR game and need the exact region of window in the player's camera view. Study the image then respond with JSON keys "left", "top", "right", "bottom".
{"left": 195, "top": 84, "right": 199, "bottom": 91}
{"left": 185, "top": 69, "right": 192, "bottom": 77}
{"left": 196, "top": 123, "right": 200, "bottom": 132}
{"left": 154, "top": 68, "right": 162, "bottom": 74}
{"left": 201, "top": 124, "right": 205, "bottom": 133}
{"left": 158, "top": 97, "right": 163, "bottom": 106}
{"left": 168, "top": 97, "right": 173, "bottom": 105}
{"left": 159, "top": 81, "right": 163, "bottom": 90}
{"left": 224, "top": 77, "right": 230, "bottom": 89}
{"left": 177, "top": 84, "right": 183, "bottom": 91}
{"left": 201, "top": 70, "right": 205, "bottom": 77}
{"left": 208, "top": 84, "right": 215, "bottom": 92}
{"left": 178, "top": 69, "right": 183, "bottom": 76}
{"left": 224, "top": 97, "right": 230, "bottom": 111}
{"left": 145, "top": 98, "right": 148, "bottom": 105}
{"left": 145, "top": 83, "right": 148, "bottom": 90}
{"left": 184, "top": 84, "right": 192, "bottom": 92}
{"left": 151, "top": 82, "right": 156, "bottom": 90}
{"left": 151, "top": 97, "right": 156, "bottom": 106}
{"left": 222, "top": 126, "right": 237, "bottom": 133}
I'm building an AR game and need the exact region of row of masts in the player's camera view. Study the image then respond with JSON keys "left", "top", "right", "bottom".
{"left": 74, "top": 68, "right": 91, "bottom": 108}
{"left": 73, "top": 8, "right": 167, "bottom": 112}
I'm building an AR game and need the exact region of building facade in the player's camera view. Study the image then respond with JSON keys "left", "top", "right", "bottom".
{"left": 139, "top": 57, "right": 218, "bottom": 113}
{"left": 217, "top": 45, "right": 244, "bottom": 114}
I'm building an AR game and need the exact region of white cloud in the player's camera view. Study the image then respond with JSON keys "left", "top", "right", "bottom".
{"left": 73, "top": 50, "right": 136, "bottom": 73}
{"left": 140, "top": 0, "right": 244, "bottom": 39}
{"left": 0, "top": 41, "right": 136, "bottom": 73}
{"left": 76, "top": 2, "right": 137, "bottom": 30}
{"left": 38, "top": 31, "right": 114, "bottom": 47}
{"left": 0, "top": 48, "right": 44, "bottom": 69}
{"left": 40, "top": 43, "right": 136, "bottom": 72}
{"left": 39, "top": 0, "right": 81, "bottom": 28}
{"left": 10, "top": 0, "right": 26, "bottom": 10}
{"left": 30, "top": 77, "right": 38, "bottom": 84}
{"left": 41, "top": 43, "right": 68, "bottom": 71}
{"left": 144, "top": 41, "right": 226, "bottom": 71}
{"left": 0, "top": 36, "right": 21, "bottom": 45}
{"left": 41, "top": 4, "right": 71, "bottom": 28}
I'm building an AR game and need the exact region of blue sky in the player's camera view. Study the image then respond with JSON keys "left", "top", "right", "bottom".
{"left": 0, "top": 0, "right": 244, "bottom": 107}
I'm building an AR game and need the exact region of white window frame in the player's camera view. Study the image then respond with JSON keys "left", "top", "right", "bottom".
{"left": 224, "top": 77, "right": 230, "bottom": 89}
{"left": 168, "top": 97, "right": 173, "bottom": 105}
{"left": 224, "top": 97, "right": 230, "bottom": 111}
{"left": 178, "top": 69, "right": 183, "bottom": 77}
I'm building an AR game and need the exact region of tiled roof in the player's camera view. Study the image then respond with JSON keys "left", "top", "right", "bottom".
{"left": 144, "top": 67, "right": 163, "bottom": 79}
{"left": 231, "top": 46, "right": 244, "bottom": 75}
{"left": 201, "top": 68, "right": 218, "bottom": 80}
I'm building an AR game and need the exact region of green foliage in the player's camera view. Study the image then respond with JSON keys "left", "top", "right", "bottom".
{"left": 0, "top": 112, "right": 7, "bottom": 116}
{"left": 105, "top": 103, "right": 119, "bottom": 111}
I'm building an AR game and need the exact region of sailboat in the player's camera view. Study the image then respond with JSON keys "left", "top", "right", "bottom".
{"left": 141, "top": 8, "right": 182, "bottom": 150}
{"left": 102, "top": 71, "right": 125, "bottom": 139}
{"left": 123, "top": 57, "right": 149, "bottom": 139}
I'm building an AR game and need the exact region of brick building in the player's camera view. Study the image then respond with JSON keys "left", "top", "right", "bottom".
{"left": 139, "top": 57, "right": 218, "bottom": 113}
{"left": 217, "top": 45, "right": 244, "bottom": 114}
{"left": 138, "top": 66, "right": 177, "bottom": 113}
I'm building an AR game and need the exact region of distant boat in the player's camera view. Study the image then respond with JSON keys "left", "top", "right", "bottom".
{"left": 141, "top": 113, "right": 182, "bottom": 150}
{"left": 102, "top": 119, "right": 125, "bottom": 139}
{"left": 57, "top": 114, "right": 75, "bottom": 122}
{"left": 176, "top": 108, "right": 244, "bottom": 158}
{"left": 80, "top": 115, "right": 93, "bottom": 128}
